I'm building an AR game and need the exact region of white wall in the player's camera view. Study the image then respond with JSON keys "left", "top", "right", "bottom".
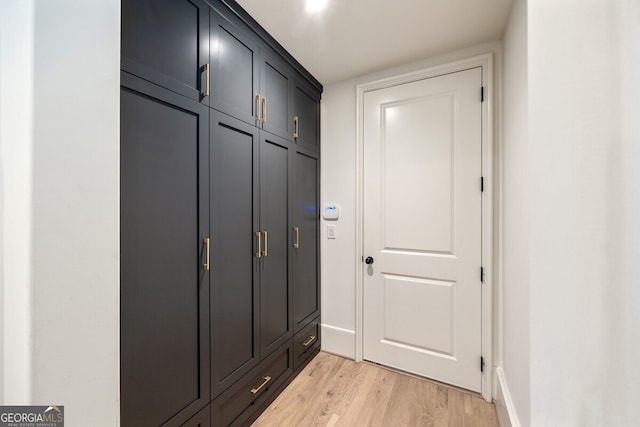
{"left": 320, "top": 41, "right": 502, "bottom": 358}
{"left": 0, "top": 0, "right": 35, "bottom": 405}
{"left": 30, "top": 1, "right": 120, "bottom": 424}
{"left": 528, "top": 0, "right": 640, "bottom": 425}
{"left": 1, "top": 0, "right": 121, "bottom": 425}
{"left": 497, "top": 0, "right": 529, "bottom": 425}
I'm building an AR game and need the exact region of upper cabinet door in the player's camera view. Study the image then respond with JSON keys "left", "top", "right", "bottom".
{"left": 121, "top": 0, "right": 209, "bottom": 104}
{"left": 210, "top": 7, "right": 260, "bottom": 126}
{"left": 260, "top": 51, "right": 294, "bottom": 141}
{"left": 293, "top": 79, "right": 321, "bottom": 152}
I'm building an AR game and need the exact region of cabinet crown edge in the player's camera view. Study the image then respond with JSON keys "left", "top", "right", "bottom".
{"left": 213, "top": 0, "right": 324, "bottom": 94}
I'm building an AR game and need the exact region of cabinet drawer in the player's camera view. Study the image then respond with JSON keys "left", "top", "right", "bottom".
{"left": 293, "top": 318, "right": 320, "bottom": 370}
{"left": 181, "top": 404, "right": 210, "bottom": 427}
{"left": 212, "top": 342, "right": 293, "bottom": 427}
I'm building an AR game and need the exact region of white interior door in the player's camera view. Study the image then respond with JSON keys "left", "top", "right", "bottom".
{"left": 363, "top": 67, "right": 483, "bottom": 392}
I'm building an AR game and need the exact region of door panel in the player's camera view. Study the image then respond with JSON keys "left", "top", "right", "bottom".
{"left": 292, "top": 151, "right": 319, "bottom": 331}
{"left": 210, "top": 8, "right": 260, "bottom": 125}
{"left": 382, "top": 274, "right": 454, "bottom": 355}
{"left": 260, "top": 53, "right": 292, "bottom": 141}
{"left": 382, "top": 94, "right": 454, "bottom": 253}
{"left": 120, "top": 74, "right": 209, "bottom": 426}
{"left": 210, "top": 110, "right": 260, "bottom": 398}
{"left": 293, "top": 80, "right": 320, "bottom": 151}
{"left": 363, "top": 67, "right": 482, "bottom": 392}
{"left": 121, "top": 0, "right": 209, "bottom": 103}
{"left": 259, "top": 134, "right": 292, "bottom": 357}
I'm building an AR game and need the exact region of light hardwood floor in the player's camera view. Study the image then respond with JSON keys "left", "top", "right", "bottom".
{"left": 252, "top": 352, "right": 498, "bottom": 427}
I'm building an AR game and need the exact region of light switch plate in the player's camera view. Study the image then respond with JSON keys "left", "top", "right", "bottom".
{"left": 327, "top": 225, "right": 336, "bottom": 239}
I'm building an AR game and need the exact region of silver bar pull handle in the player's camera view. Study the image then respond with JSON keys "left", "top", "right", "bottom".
{"left": 302, "top": 335, "right": 316, "bottom": 347}
{"left": 256, "top": 95, "right": 262, "bottom": 122}
{"left": 262, "top": 97, "right": 267, "bottom": 123}
{"left": 203, "top": 237, "right": 210, "bottom": 271}
{"left": 293, "top": 116, "right": 299, "bottom": 140}
{"left": 203, "top": 64, "right": 210, "bottom": 97}
{"left": 262, "top": 230, "right": 268, "bottom": 257}
{"left": 255, "top": 231, "right": 262, "bottom": 258}
{"left": 250, "top": 376, "right": 272, "bottom": 395}
{"left": 293, "top": 226, "right": 299, "bottom": 249}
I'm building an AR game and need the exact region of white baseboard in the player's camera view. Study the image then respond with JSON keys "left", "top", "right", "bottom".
{"left": 494, "top": 367, "right": 522, "bottom": 427}
{"left": 320, "top": 324, "right": 355, "bottom": 359}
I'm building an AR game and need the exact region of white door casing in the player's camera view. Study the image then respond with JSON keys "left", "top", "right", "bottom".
{"left": 362, "top": 67, "right": 484, "bottom": 392}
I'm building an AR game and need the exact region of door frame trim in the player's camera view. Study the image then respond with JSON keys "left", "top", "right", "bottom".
{"left": 355, "top": 53, "right": 495, "bottom": 401}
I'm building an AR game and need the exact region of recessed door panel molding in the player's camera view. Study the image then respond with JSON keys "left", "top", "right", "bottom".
{"left": 381, "top": 273, "right": 455, "bottom": 357}
{"left": 363, "top": 67, "right": 483, "bottom": 392}
{"left": 381, "top": 93, "right": 455, "bottom": 255}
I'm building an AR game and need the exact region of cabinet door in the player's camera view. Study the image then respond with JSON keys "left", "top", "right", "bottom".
{"left": 210, "top": 6, "right": 260, "bottom": 125}
{"left": 259, "top": 133, "right": 293, "bottom": 357}
{"left": 260, "top": 51, "right": 293, "bottom": 141}
{"left": 292, "top": 150, "right": 320, "bottom": 331}
{"left": 121, "top": 73, "right": 210, "bottom": 427}
{"left": 210, "top": 110, "right": 260, "bottom": 398}
{"left": 293, "top": 79, "right": 321, "bottom": 151}
{"left": 122, "top": 0, "right": 209, "bottom": 103}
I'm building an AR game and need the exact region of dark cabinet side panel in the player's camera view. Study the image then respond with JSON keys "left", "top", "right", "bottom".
{"left": 121, "top": 75, "right": 209, "bottom": 427}
{"left": 210, "top": 111, "right": 260, "bottom": 398}
{"left": 292, "top": 152, "right": 320, "bottom": 331}
{"left": 121, "top": 0, "right": 209, "bottom": 103}
{"left": 259, "top": 134, "right": 292, "bottom": 357}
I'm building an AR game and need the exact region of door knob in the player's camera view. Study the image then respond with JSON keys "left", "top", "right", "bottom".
{"left": 365, "top": 257, "right": 374, "bottom": 265}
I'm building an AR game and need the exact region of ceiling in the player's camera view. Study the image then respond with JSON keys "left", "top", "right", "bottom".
{"left": 236, "top": 0, "right": 513, "bottom": 85}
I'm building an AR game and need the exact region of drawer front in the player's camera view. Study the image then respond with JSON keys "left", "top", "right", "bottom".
{"left": 181, "top": 404, "right": 210, "bottom": 427}
{"left": 293, "top": 318, "right": 320, "bottom": 370}
{"left": 212, "top": 342, "right": 293, "bottom": 427}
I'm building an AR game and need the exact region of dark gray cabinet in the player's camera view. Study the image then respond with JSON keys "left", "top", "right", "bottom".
{"left": 292, "top": 150, "right": 320, "bottom": 332}
{"left": 121, "top": 0, "right": 321, "bottom": 425}
{"left": 209, "top": 111, "right": 260, "bottom": 398}
{"left": 209, "top": 8, "right": 260, "bottom": 125}
{"left": 121, "top": 0, "right": 210, "bottom": 103}
{"left": 293, "top": 79, "right": 321, "bottom": 151}
{"left": 210, "top": 6, "right": 295, "bottom": 142}
{"left": 259, "top": 132, "right": 293, "bottom": 357}
{"left": 259, "top": 53, "right": 294, "bottom": 141}
{"left": 183, "top": 405, "right": 211, "bottom": 427}
{"left": 120, "top": 73, "right": 210, "bottom": 427}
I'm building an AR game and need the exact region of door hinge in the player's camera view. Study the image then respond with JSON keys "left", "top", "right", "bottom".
{"left": 480, "top": 267, "right": 485, "bottom": 283}
{"left": 481, "top": 176, "right": 484, "bottom": 192}
{"left": 481, "top": 86, "right": 485, "bottom": 102}
{"left": 481, "top": 356, "right": 485, "bottom": 372}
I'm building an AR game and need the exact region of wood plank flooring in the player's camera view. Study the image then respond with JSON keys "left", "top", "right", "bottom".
{"left": 252, "top": 352, "right": 498, "bottom": 427}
